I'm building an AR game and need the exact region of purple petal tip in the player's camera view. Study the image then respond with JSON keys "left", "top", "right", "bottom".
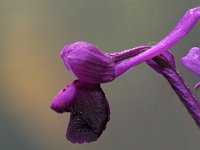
{"left": 50, "top": 103, "right": 65, "bottom": 114}
{"left": 50, "top": 81, "right": 77, "bottom": 113}
{"left": 182, "top": 47, "right": 200, "bottom": 76}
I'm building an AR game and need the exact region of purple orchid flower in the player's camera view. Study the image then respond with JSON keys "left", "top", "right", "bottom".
{"left": 51, "top": 6, "right": 200, "bottom": 144}
{"left": 51, "top": 42, "right": 149, "bottom": 143}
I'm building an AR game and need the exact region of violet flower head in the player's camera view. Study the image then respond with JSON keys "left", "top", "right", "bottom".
{"left": 51, "top": 42, "right": 150, "bottom": 143}
{"left": 51, "top": 80, "right": 110, "bottom": 143}
{"left": 51, "top": 6, "right": 200, "bottom": 144}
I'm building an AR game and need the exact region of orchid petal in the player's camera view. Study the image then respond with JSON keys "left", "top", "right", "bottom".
{"left": 182, "top": 47, "right": 200, "bottom": 76}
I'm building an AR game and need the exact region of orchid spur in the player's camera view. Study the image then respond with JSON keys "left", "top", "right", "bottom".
{"left": 51, "top": 6, "right": 200, "bottom": 143}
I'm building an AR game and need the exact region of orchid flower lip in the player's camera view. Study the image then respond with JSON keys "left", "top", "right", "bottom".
{"left": 50, "top": 80, "right": 110, "bottom": 143}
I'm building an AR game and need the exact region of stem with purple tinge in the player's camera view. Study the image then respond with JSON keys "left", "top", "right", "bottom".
{"left": 153, "top": 56, "right": 200, "bottom": 127}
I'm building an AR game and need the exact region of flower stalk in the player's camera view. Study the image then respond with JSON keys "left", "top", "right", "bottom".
{"left": 152, "top": 56, "right": 200, "bottom": 127}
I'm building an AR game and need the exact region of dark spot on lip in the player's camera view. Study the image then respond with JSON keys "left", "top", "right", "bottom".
{"left": 62, "top": 88, "right": 66, "bottom": 92}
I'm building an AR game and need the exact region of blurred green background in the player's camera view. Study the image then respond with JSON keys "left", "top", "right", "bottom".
{"left": 0, "top": 0, "right": 200, "bottom": 150}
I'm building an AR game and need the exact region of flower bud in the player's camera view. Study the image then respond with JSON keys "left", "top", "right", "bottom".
{"left": 61, "top": 41, "right": 115, "bottom": 83}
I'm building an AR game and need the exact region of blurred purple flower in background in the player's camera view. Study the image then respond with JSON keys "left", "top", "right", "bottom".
{"left": 182, "top": 47, "right": 200, "bottom": 76}
{"left": 51, "top": 6, "right": 200, "bottom": 143}
{"left": 182, "top": 47, "right": 200, "bottom": 90}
